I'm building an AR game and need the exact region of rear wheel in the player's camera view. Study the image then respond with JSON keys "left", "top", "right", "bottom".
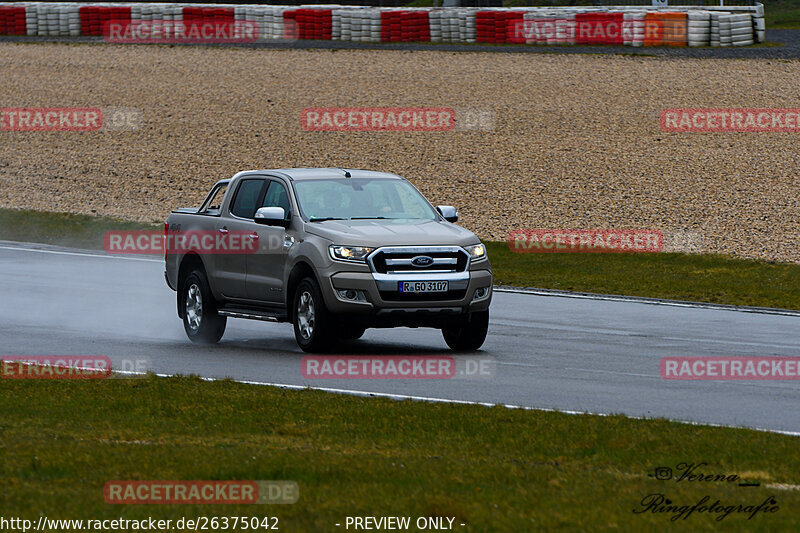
{"left": 293, "top": 277, "right": 335, "bottom": 352}
{"left": 442, "top": 310, "right": 489, "bottom": 351}
{"left": 181, "top": 270, "right": 226, "bottom": 344}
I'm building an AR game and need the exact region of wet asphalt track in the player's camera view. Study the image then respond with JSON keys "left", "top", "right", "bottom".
{"left": 1, "top": 240, "right": 798, "bottom": 434}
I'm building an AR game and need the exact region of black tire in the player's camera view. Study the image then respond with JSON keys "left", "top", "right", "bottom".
{"left": 337, "top": 325, "right": 366, "bottom": 341}
{"left": 442, "top": 310, "right": 489, "bottom": 351}
{"left": 293, "top": 277, "right": 335, "bottom": 353}
{"left": 181, "top": 269, "right": 226, "bottom": 344}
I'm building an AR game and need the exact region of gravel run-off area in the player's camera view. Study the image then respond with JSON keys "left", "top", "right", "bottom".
{"left": 0, "top": 43, "right": 798, "bottom": 263}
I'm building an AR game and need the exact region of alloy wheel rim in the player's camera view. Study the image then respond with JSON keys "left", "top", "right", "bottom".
{"left": 185, "top": 283, "right": 203, "bottom": 332}
{"left": 297, "top": 291, "right": 315, "bottom": 340}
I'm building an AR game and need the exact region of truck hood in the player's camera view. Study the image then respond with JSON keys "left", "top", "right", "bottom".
{"left": 302, "top": 219, "right": 480, "bottom": 248}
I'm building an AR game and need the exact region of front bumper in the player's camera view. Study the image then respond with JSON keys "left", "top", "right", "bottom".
{"left": 320, "top": 268, "right": 492, "bottom": 327}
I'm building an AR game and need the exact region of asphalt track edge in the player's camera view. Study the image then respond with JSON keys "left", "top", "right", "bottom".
{"left": 494, "top": 287, "right": 800, "bottom": 317}
{"left": 111, "top": 369, "right": 800, "bottom": 438}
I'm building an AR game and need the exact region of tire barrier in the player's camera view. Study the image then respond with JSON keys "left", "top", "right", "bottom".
{"left": 687, "top": 10, "right": 710, "bottom": 47}
{"left": 79, "top": 6, "right": 131, "bottom": 36}
{"left": 643, "top": 11, "right": 686, "bottom": 47}
{"left": 623, "top": 12, "right": 645, "bottom": 47}
{"left": 0, "top": 4, "right": 25, "bottom": 35}
{"left": 430, "top": 8, "right": 475, "bottom": 43}
{"left": 719, "top": 13, "right": 732, "bottom": 47}
{"left": 519, "top": 12, "right": 575, "bottom": 45}
{"left": 576, "top": 12, "right": 624, "bottom": 45}
{"left": 729, "top": 12, "right": 754, "bottom": 46}
{"left": 381, "top": 9, "right": 430, "bottom": 43}
{"left": 0, "top": 2, "right": 765, "bottom": 47}
{"left": 285, "top": 8, "right": 332, "bottom": 40}
{"left": 333, "top": 8, "right": 381, "bottom": 43}
{"left": 235, "top": 6, "right": 286, "bottom": 40}
{"left": 476, "top": 10, "right": 523, "bottom": 44}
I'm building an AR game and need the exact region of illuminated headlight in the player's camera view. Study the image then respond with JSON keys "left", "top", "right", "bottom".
{"left": 464, "top": 243, "right": 486, "bottom": 260}
{"left": 329, "top": 245, "right": 375, "bottom": 262}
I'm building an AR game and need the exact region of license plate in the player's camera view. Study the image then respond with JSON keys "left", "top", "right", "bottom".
{"left": 399, "top": 281, "right": 448, "bottom": 293}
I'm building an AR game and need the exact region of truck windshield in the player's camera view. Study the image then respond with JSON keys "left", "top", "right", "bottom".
{"left": 293, "top": 178, "right": 438, "bottom": 221}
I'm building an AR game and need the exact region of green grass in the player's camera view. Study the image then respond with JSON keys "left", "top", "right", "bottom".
{"left": 487, "top": 242, "right": 800, "bottom": 310}
{"left": 1, "top": 208, "right": 798, "bottom": 310}
{"left": 0, "top": 373, "right": 798, "bottom": 531}
{"left": 0, "top": 208, "right": 156, "bottom": 250}
{"left": 766, "top": 0, "right": 800, "bottom": 29}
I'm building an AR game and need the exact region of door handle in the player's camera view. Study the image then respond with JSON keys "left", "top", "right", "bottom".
{"left": 218, "top": 227, "right": 229, "bottom": 234}
{"left": 249, "top": 233, "right": 259, "bottom": 240}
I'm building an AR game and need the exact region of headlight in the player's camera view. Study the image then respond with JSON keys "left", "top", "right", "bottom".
{"left": 464, "top": 243, "right": 486, "bottom": 260}
{"left": 329, "top": 245, "right": 375, "bottom": 262}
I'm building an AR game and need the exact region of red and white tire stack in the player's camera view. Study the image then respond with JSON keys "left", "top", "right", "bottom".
{"left": 0, "top": 2, "right": 765, "bottom": 48}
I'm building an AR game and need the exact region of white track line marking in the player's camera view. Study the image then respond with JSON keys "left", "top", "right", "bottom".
{"left": 111, "top": 369, "right": 800, "bottom": 438}
{"left": 0, "top": 244, "right": 161, "bottom": 263}
{"left": 495, "top": 287, "right": 800, "bottom": 317}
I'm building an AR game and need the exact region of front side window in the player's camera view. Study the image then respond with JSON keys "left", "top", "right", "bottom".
{"left": 230, "top": 179, "right": 266, "bottom": 219}
{"left": 262, "top": 181, "right": 291, "bottom": 216}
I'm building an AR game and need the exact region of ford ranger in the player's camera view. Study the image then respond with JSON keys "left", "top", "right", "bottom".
{"left": 164, "top": 168, "right": 492, "bottom": 352}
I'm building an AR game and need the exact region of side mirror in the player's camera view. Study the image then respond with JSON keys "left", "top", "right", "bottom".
{"left": 436, "top": 205, "right": 458, "bottom": 223}
{"left": 254, "top": 207, "right": 289, "bottom": 228}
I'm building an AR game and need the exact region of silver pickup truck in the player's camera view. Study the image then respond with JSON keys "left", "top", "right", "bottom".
{"left": 164, "top": 168, "right": 492, "bottom": 352}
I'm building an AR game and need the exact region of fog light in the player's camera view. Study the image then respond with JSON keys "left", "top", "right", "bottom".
{"left": 337, "top": 289, "right": 367, "bottom": 302}
{"left": 472, "top": 287, "right": 490, "bottom": 301}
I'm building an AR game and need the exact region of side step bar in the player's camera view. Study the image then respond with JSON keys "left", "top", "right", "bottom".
{"left": 218, "top": 308, "right": 289, "bottom": 323}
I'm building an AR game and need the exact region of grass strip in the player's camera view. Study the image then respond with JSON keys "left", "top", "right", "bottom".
{"left": 486, "top": 242, "right": 800, "bottom": 310}
{"left": 0, "top": 373, "right": 798, "bottom": 531}
{"left": 0, "top": 208, "right": 155, "bottom": 250}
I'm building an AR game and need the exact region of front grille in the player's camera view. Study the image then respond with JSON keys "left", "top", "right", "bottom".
{"left": 370, "top": 248, "right": 469, "bottom": 274}
{"left": 379, "top": 289, "right": 467, "bottom": 302}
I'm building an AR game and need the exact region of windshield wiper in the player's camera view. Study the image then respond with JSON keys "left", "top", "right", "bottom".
{"left": 308, "top": 217, "right": 347, "bottom": 222}
{"left": 350, "top": 216, "right": 388, "bottom": 220}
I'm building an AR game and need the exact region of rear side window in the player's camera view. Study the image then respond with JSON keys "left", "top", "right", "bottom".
{"left": 230, "top": 179, "right": 266, "bottom": 219}
{"left": 200, "top": 183, "right": 228, "bottom": 213}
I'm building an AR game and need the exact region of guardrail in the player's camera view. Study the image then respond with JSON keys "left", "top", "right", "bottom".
{"left": 0, "top": 2, "right": 765, "bottom": 46}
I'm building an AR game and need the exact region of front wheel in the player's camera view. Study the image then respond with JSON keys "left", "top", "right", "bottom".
{"left": 337, "top": 324, "right": 366, "bottom": 341}
{"left": 293, "top": 277, "right": 335, "bottom": 352}
{"left": 181, "top": 270, "right": 226, "bottom": 344}
{"left": 442, "top": 310, "right": 489, "bottom": 351}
